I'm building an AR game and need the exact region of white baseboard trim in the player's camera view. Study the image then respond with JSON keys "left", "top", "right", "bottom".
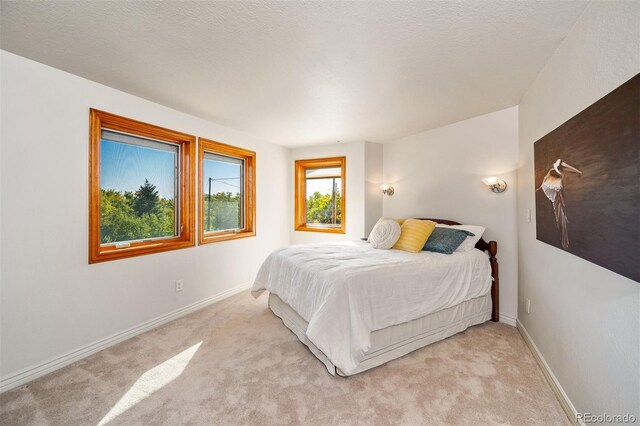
{"left": 0, "top": 284, "right": 251, "bottom": 394}
{"left": 499, "top": 312, "right": 517, "bottom": 327}
{"left": 517, "top": 319, "right": 582, "bottom": 426}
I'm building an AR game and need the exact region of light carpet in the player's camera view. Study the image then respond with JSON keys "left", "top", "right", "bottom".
{"left": 0, "top": 292, "right": 569, "bottom": 425}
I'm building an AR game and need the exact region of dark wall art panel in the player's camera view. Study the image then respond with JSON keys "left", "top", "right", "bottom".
{"left": 534, "top": 73, "right": 639, "bottom": 283}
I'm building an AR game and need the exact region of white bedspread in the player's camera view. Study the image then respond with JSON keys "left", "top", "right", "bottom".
{"left": 251, "top": 241, "right": 491, "bottom": 375}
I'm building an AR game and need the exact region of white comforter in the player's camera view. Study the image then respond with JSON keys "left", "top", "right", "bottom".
{"left": 252, "top": 241, "right": 491, "bottom": 374}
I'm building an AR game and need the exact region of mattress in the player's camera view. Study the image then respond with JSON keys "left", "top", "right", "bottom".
{"left": 253, "top": 240, "right": 492, "bottom": 374}
{"left": 269, "top": 292, "right": 492, "bottom": 376}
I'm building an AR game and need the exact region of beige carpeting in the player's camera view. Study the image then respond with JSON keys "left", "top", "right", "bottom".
{"left": 1, "top": 292, "right": 569, "bottom": 425}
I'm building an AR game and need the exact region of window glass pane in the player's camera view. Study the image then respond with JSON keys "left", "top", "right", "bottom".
{"left": 203, "top": 153, "right": 244, "bottom": 232}
{"left": 306, "top": 176, "right": 342, "bottom": 226}
{"left": 99, "top": 130, "right": 178, "bottom": 244}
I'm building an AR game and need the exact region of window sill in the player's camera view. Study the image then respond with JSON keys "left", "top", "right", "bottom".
{"left": 295, "top": 225, "right": 345, "bottom": 234}
{"left": 200, "top": 230, "right": 256, "bottom": 244}
{"left": 90, "top": 238, "right": 195, "bottom": 263}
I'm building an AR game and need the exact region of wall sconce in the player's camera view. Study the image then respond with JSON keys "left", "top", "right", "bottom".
{"left": 482, "top": 177, "right": 507, "bottom": 193}
{"left": 380, "top": 184, "right": 395, "bottom": 196}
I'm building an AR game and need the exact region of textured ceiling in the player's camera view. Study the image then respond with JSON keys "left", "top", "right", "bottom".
{"left": 1, "top": 1, "right": 588, "bottom": 146}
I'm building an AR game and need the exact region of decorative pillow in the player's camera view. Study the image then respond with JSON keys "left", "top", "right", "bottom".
{"left": 369, "top": 217, "right": 406, "bottom": 237}
{"left": 436, "top": 224, "right": 485, "bottom": 252}
{"left": 422, "top": 227, "right": 475, "bottom": 254}
{"left": 368, "top": 219, "right": 402, "bottom": 249}
{"left": 393, "top": 219, "right": 437, "bottom": 253}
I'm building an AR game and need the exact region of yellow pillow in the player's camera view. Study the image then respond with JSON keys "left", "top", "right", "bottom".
{"left": 393, "top": 219, "right": 437, "bottom": 253}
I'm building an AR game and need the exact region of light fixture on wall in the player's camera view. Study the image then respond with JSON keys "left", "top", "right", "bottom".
{"left": 482, "top": 176, "right": 507, "bottom": 193}
{"left": 381, "top": 184, "right": 395, "bottom": 196}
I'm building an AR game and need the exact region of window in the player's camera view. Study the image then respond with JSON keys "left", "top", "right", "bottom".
{"left": 199, "top": 138, "right": 255, "bottom": 244}
{"left": 294, "top": 157, "right": 346, "bottom": 233}
{"left": 89, "top": 109, "right": 195, "bottom": 263}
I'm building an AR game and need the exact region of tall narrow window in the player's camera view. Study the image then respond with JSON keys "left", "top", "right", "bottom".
{"left": 199, "top": 138, "right": 255, "bottom": 244}
{"left": 295, "top": 157, "right": 346, "bottom": 233}
{"left": 89, "top": 109, "right": 195, "bottom": 263}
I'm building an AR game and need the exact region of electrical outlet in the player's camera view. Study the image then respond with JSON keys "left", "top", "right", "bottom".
{"left": 525, "top": 298, "right": 531, "bottom": 314}
{"left": 175, "top": 280, "right": 184, "bottom": 292}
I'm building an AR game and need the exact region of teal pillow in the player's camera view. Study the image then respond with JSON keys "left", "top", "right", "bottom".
{"left": 422, "top": 228, "right": 475, "bottom": 254}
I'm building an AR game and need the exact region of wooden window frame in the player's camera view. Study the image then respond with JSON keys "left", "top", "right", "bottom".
{"left": 89, "top": 109, "right": 196, "bottom": 263}
{"left": 294, "top": 156, "right": 346, "bottom": 234}
{"left": 199, "top": 138, "right": 256, "bottom": 244}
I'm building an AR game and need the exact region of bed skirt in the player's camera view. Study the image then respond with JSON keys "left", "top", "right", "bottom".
{"left": 268, "top": 292, "right": 492, "bottom": 376}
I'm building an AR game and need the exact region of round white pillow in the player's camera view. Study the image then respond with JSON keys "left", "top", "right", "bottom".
{"left": 368, "top": 219, "right": 401, "bottom": 249}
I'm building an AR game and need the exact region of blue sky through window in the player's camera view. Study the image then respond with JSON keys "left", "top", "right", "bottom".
{"left": 100, "top": 139, "right": 177, "bottom": 199}
{"left": 203, "top": 159, "right": 241, "bottom": 195}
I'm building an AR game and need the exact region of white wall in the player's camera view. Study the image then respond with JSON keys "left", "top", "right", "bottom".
{"left": 0, "top": 51, "right": 290, "bottom": 384}
{"left": 517, "top": 1, "right": 639, "bottom": 418}
{"left": 382, "top": 107, "right": 519, "bottom": 324}
{"left": 289, "top": 141, "right": 368, "bottom": 244}
{"left": 364, "top": 141, "right": 383, "bottom": 236}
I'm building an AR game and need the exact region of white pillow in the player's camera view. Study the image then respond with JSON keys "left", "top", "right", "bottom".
{"left": 436, "top": 224, "right": 486, "bottom": 252}
{"left": 368, "top": 219, "right": 401, "bottom": 249}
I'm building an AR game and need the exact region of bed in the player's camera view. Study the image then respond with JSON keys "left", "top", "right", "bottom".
{"left": 251, "top": 218, "right": 499, "bottom": 376}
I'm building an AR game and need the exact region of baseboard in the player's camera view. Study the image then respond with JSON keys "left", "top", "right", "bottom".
{"left": 499, "top": 312, "right": 517, "bottom": 327}
{"left": 0, "top": 284, "right": 251, "bottom": 394}
{"left": 517, "top": 319, "right": 582, "bottom": 426}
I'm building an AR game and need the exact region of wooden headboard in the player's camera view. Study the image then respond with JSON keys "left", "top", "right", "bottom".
{"left": 416, "top": 218, "right": 499, "bottom": 322}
